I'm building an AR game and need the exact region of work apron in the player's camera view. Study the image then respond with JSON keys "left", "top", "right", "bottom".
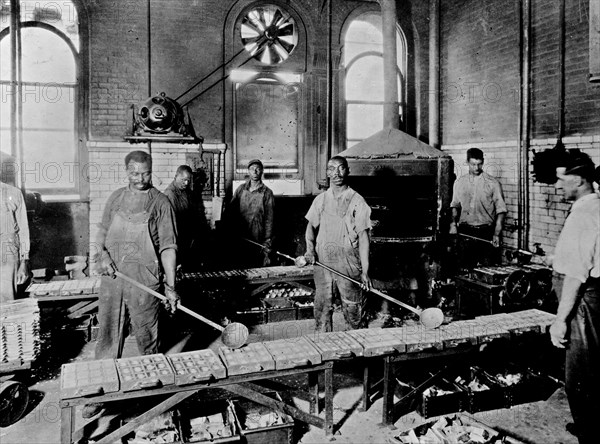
{"left": 95, "top": 194, "right": 161, "bottom": 359}
{"left": 565, "top": 278, "right": 600, "bottom": 444}
{"left": 314, "top": 190, "right": 365, "bottom": 332}
{"left": 0, "top": 197, "right": 21, "bottom": 302}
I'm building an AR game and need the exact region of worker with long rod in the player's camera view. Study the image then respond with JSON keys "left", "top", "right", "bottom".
{"left": 303, "top": 156, "right": 372, "bottom": 332}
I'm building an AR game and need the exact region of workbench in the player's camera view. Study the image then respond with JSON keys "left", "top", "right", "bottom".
{"left": 60, "top": 361, "right": 333, "bottom": 444}
{"left": 59, "top": 309, "right": 556, "bottom": 443}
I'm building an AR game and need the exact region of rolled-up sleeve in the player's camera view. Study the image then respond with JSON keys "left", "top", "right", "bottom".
{"left": 305, "top": 194, "right": 324, "bottom": 228}
{"left": 492, "top": 181, "right": 507, "bottom": 214}
{"left": 152, "top": 194, "right": 178, "bottom": 254}
{"left": 353, "top": 199, "right": 372, "bottom": 234}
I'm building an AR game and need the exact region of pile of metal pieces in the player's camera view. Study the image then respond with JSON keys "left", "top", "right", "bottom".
{"left": 128, "top": 411, "right": 180, "bottom": 443}
{"left": 0, "top": 299, "right": 40, "bottom": 364}
{"left": 26, "top": 277, "right": 101, "bottom": 297}
{"left": 392, "top": 414, "right": 524, "bottom": 444}
{"left": 60, "top": 309, "right": 556, "bottom": 400}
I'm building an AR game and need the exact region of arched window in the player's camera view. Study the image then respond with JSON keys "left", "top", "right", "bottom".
{"left": 0, "top": 1, "right": 81, "bottom": 198}
{"left": 343, "top": 12, "right": 405, "bottom": 149}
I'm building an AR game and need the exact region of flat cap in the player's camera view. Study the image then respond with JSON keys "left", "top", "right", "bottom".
{"left": 247, "top": 159, "right": 263, "bottom": 169}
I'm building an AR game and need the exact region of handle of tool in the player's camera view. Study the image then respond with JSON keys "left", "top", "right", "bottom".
{"left": 314, "top": 261, "right": 422, "bottom": 315}
{"left": 458, "top": 233, "right": 495, "bottom": 245}
{"left": 242, "top": 237, "right": 296, "bottom": 261}
{"left": 115, "top": 271, "right": 224, "bottom": 332}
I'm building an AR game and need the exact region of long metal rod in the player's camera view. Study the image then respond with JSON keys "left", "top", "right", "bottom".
{"left": 115, "top": 271, "right": 224, "bottom": 332}
{"left": 242, "top": 237, "right": 421, "bottom": 315}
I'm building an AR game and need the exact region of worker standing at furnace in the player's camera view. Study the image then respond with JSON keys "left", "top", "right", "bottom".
{"left": 227, "top": 159, "right": 274, "bottom": 267}
{"left": 304, "top": 156, "right": 372, "bottom": 332}
{"left": 84, "top": 150, "right": 179, "bottom": 418}
{"left": 449, "top": 147, "right": 507, "bottom": 269}
{"left": 549, "top": 152, "right": 599, "bottom": 444}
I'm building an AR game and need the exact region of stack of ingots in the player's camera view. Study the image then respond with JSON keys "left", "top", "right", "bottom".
{"left": 0, "top": 299, "right": 40, "bottom": 364}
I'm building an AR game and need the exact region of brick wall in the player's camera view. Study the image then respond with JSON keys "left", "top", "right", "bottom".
{"left": 441, "top": 0, "right": 600, "bottom": 144}
{"left": 440, "top": 0, "right": 521, "bottom": 144}
{"left": 442, "top": 136, "right": 600, "bottom": 257}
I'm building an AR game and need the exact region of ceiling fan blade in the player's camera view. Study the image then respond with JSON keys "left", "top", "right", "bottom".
{"left": 276, "top": 38, "right": 294, "bottom": 55}
{"left": 241, "top": 23, "right": 261, "bottom": 40}
{"left": 272, "top": 41, "right": 289, "bottom": 60}
{"left": 271, "top": 8, "right": 284, "bottom": 27}
{"left": 277, "top": 22, "right": 294, "bottom": 37}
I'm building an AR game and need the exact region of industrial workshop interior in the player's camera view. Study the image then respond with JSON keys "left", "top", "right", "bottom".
{"left": 1, "top": 0, "right": 600, "bottom": 443}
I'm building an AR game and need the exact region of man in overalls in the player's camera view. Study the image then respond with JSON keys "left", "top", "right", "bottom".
{"left": 84, "top": 150, "right": 179, "bottom": 418}
{"left": 304, "top": 156, "right": 372, "bottom": 332}
{"left": 550, "top": 152, "right": 599, "bottom": 444}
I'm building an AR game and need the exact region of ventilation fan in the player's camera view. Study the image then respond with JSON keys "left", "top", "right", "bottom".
{"left": 240, "top": 5, "right": 298, "bottom": 65}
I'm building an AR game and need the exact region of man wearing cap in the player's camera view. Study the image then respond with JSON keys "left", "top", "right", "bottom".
{"left": 227, "top": 159, "right": 274, "bottom": 267}
{"left": 304, "top": 156, "right": 372, "bottom": 332}
{"left": 550, "top": 152, "right": 599, "bottom": 444}
{"left": 449, "top": 147, "right": 507, "bottom": 269}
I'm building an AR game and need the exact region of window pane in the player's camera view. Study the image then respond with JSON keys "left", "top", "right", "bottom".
{"left": 0, "top": 30, "right": 76, "bottom": 83}
{"left": 344, "top": 13, "right": 382, "bottom": 63}
{"left": 346, "top": 55, "right": 384, "bottom": 101}
{"left": 22, "top": 129, "right": 75, "bottom": 189}
{"left": 21, "top": 1, "right": 79, "bottom": 49}
{"left": 346, "top": 104, "right": 382, "bottom": 140}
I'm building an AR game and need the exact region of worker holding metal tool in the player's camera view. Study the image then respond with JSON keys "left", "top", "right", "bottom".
{"left": 550, "top": 152, "right": 599, "bottom": 444}
{"left": 304, "top": 156, "right": 372, "bottom": 332}
{"left": 449, "top": 148, "right": 507, "bottom": 270}
{"left": 85, "top": 151, "right": 179, "bottom": 419}
{"left": 226, "top": 159, "right": 274, "bottom": 267}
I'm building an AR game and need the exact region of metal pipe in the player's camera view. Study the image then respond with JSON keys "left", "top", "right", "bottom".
{"left": 381, "top": 0, "right": 400, "bottom": 130}
{"left": 517, "top": 0, "right": 531, "bottom": 251}
{"left": 147, "top": 0, "right": 152, "bottom": 97}
{"left": 9, "top": 0, "right": 18, "bottom": 160}
{"left": 557, "top": 0, "right": 565, "bottom": 139}
{"left": 428, "top": 0, "right": 440, "bottom": 147}
{"left": 326, "top": 0, "right": 333, "bottom": 156}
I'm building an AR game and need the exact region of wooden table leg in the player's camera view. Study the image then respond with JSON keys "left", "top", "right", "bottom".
{"left": 94, "top": 391, "right": 196, "bottom": 444}
{"left": 361, "top": 362, "right": 370, "bottom": 411}
{"left": 308, "top": 370, "right": 319, "bottom": 414}
{"left": 60, "top": 405, "right": 75, "bottom": 444}
{"left": 324, "top": 365, "right": 334, "bottom": 436}
{"left": 382, "top": 355, "right": 395, "bottom": 426}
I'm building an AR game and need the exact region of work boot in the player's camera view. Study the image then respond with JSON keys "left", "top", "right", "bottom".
{"left": 82, "top": 402, "right": 104, "bottom": 419}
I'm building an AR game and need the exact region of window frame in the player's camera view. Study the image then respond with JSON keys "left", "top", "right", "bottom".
{"left": 341, "top": 12, "right": 408, "bottom": 150}
{"left": 0, "top": 11, "right": 86, "bottom": 201}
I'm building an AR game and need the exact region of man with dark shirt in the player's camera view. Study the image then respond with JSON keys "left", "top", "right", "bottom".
{"left": 227, "top": 159, "right": 274, "bottom": 267}
{"left": 164, "top": 165, "right": 207, "bottom": 270}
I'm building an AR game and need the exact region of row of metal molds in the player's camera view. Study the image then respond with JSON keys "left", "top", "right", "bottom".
{"left": 181, "top": 265, "right": 314, "bottom": 282}
{"left": 27, "top": 277, "right": 101, "bottom": 296}
{"left": 60, "top": 308, "right": 556, "bottom": 400}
